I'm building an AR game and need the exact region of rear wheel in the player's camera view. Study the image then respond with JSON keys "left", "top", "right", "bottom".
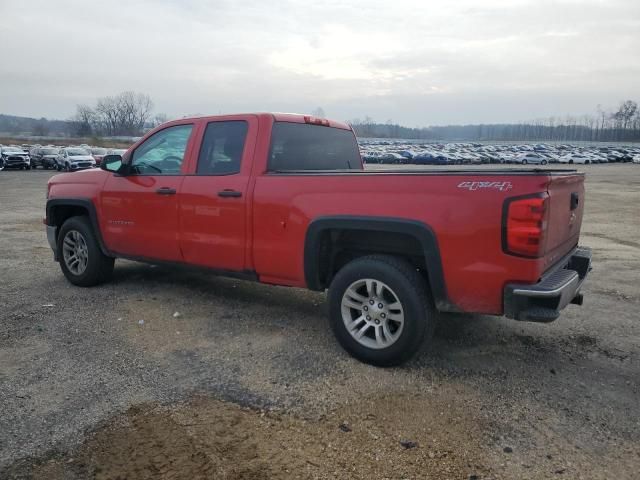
{"left": 541, "top": 160, "right": 547, "bottom": 165}
{"left": 57, "top": 216, "right": 114, "bottom": 287}
{"left": 522, "top": 159, "right": 528, "bottom": 164}
{"left": 328, "top": 255, "right": 435, "bottom": 366}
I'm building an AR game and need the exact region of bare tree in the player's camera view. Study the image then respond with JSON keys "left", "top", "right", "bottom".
{"left": 311, "top": 107, "right": 326, "bottom": 118}
{"left": 71, "top": 104, "right": 96, "bottom": 136}
{"left": 91, "top": 92, "right": 154, "bottom": 136}
{"left": 152, "top": 113, "right": 169, "bottom": 128}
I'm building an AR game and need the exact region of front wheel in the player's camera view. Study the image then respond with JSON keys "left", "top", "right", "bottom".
{"left": 522, "top": 159, "right": 528, "bottom": 164}
{"left": 328, "top": 255, "right": 435, "bottom": 366}
{"left": 57, "top": 216, "right": 114, "bottom": 287}
{"left": 541, "top": 160, "right": 547, "bottom": 165}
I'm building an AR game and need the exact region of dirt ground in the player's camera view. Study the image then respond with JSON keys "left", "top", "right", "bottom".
{"left": 0, "top": 164, "right": 639, "bottom": 479}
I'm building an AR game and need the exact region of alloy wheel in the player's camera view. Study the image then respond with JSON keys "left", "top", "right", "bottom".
{"left": 341, "top": 278, "right": 404, "bottom": 349}
{"left": 62, "top": 230, "right": 89, "bottom": 275}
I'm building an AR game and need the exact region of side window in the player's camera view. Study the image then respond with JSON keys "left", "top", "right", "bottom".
{"left": 196, "top": 121, "right": 248, "bottom": 175}
{"left": 131, "top": 124, "right": 193, "bottom": 175}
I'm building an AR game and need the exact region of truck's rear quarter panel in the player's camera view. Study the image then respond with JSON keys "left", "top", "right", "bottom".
{"left": 252, "top": 171, "right": 576, "bottom": 314}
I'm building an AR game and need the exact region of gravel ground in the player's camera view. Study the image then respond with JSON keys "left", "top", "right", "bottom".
{"left": 0, "top": 165, "right": 638, "bottom": 479}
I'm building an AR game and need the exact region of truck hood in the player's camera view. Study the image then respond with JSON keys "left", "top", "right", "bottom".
{"left": 49, "top": 168, "right": 106, "bottom": 185}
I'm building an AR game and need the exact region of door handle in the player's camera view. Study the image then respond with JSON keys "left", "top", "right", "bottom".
{"left": 156, "top": 187, "right": 177, "bottom": 195}
{"left": 218, "top": 190, "right": 242, "bottom": 198}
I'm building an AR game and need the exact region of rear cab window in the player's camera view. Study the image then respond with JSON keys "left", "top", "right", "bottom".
{"left": 268, "top": 122, "right": 362, "bottom": 171}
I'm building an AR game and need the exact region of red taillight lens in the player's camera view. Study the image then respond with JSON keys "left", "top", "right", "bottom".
{"left": 503, "top": 194, "right": 549, "bottom": 257}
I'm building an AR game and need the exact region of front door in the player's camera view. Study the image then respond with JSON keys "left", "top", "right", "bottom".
{"left": 179, "top": 119, "right": 254, "bottom": 271}
{"left": 99, "top": 123, "right": 195, "bottom": 262}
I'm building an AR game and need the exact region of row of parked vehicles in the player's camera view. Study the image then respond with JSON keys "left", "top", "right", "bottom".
{"left": 3, "top": 141, "right": 640, "bottom": 171}
{"left": 0, "top": 144, "right": 127, "bottom": 171}
{"left": 361, "top": 141, "right": 640, "bottom": 165}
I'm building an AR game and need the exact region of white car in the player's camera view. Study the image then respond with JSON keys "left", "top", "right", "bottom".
{"left": 558, "top": 154, "right": 592, "bottom": 165}
{"left": 56, "top": 148, "right": 96, "bottom": 172}
{"left": 633, "top": 154, "right": 640, "bottom": 164}
{"left": 515, "top": 153, "right": 548, "bottom": 165}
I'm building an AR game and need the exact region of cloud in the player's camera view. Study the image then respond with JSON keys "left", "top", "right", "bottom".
{"left": 0, "top": 0, "right": 638, "bottom": 125}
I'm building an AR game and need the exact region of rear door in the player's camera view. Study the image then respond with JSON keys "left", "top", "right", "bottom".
{"left": 179, "top": 117, "right": 256, "bottom": 271}
{"left": 99, "top": 123, "right": 195, "bottom": 261}
{"left": 543, "top": 172, "right": 585, "bottom": 268}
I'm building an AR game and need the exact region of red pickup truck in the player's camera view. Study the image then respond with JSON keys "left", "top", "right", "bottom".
{"left": 45, "top": 113, "right": 591, "bottom": 365}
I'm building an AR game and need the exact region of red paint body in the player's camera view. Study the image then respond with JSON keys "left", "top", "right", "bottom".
{"left": 47, "top": 113, "right": 585, "bottom": 315}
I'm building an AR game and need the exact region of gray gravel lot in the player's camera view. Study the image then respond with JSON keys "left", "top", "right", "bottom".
{"left": 0, "top": 165, "right": 639, "bottom": 479}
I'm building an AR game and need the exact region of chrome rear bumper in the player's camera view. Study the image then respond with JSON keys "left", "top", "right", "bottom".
{"left": 504, "top": 247, "right": 592, "bottom": 322}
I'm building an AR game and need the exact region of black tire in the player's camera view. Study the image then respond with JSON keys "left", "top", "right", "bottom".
{"left": 541, "top": 160, "right": 547, "bottom": 165}
{"left": 65, "top": 163, "right": 70, "bottom": 172}
{"left": 57, "top": 216, "right": 114, "bottom": 287}
{"left": 522, "top": 159, "right": 528, "bottom": 165}
{"left": 328, "top": 254, "right": 435, "bottom": 366}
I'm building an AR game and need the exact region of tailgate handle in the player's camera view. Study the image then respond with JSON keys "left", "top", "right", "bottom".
{"left": 570, "top": 192, "right": 579, "bottom": 210}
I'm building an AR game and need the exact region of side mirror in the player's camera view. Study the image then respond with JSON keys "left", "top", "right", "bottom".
{"left": 100, "top": 154, "right": 123, "bottom": 173}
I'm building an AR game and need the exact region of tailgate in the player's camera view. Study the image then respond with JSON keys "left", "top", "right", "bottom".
{"left": 544, "top": 173, "right": 585, "bottom": 268}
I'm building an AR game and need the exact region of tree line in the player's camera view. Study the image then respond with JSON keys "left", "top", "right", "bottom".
{"left": 2, "top": 98, "right": 639, "bottom": 142}
{"left": 0, "top": 91, "right": 165, "bottom": 138}
{"left": 347, "top": 100, "right": 640, "bottom": 142}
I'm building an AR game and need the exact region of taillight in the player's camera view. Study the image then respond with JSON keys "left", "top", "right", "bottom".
{"left": 503, "top": 193, "right": 549, "bottom": 258}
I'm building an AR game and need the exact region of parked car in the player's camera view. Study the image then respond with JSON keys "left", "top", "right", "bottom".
{"left": 55, "top": 148, "right": 96, "bottom": 171}
{"left": 106, "top": 148, "right": 127, "bottom": 156}
{"left": 30, "top": 147, "right": 60, "bottom": 169}
{"left": 515, "top": 153, "right": 548, "bottom": 165}
{"left": 90, "top": 148, "right": 108, "bottom": 166}
{"left": 45, "top": 113, "right": 591, "bottom": 366}
{"left": 559, "top": 154, "right": 592, "bottom": 164}
{"left": 0, "top": 146, "right": 31, "bottom": 170}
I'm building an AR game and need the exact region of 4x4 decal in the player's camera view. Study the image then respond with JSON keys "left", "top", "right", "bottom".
{"left": 457, "top": 181, "right": 513, "bottom": 192}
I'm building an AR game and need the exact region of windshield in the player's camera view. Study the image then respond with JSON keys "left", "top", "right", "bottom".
{"left": 42, "top": 148, "right": 58, "bottom": 155}
{"left": 3, "top": 147, "right": 23, "bottom": 153}
{"left": 91, "top": 148, "right": 107, "bottom": 155}
{"left": 67, "top": 148, "right": 89, "bottom": 156}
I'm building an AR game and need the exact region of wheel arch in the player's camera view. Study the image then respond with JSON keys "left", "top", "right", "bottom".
{"left": 46, "top": 198, "right": 111, "bottom": 257}
{"left": 304, "top": 215, "right": 459, "bottom": 312}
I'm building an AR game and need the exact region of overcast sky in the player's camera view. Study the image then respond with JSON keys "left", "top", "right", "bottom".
{"left": 0, "top": 0, "right": 638, "bottom": 126}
